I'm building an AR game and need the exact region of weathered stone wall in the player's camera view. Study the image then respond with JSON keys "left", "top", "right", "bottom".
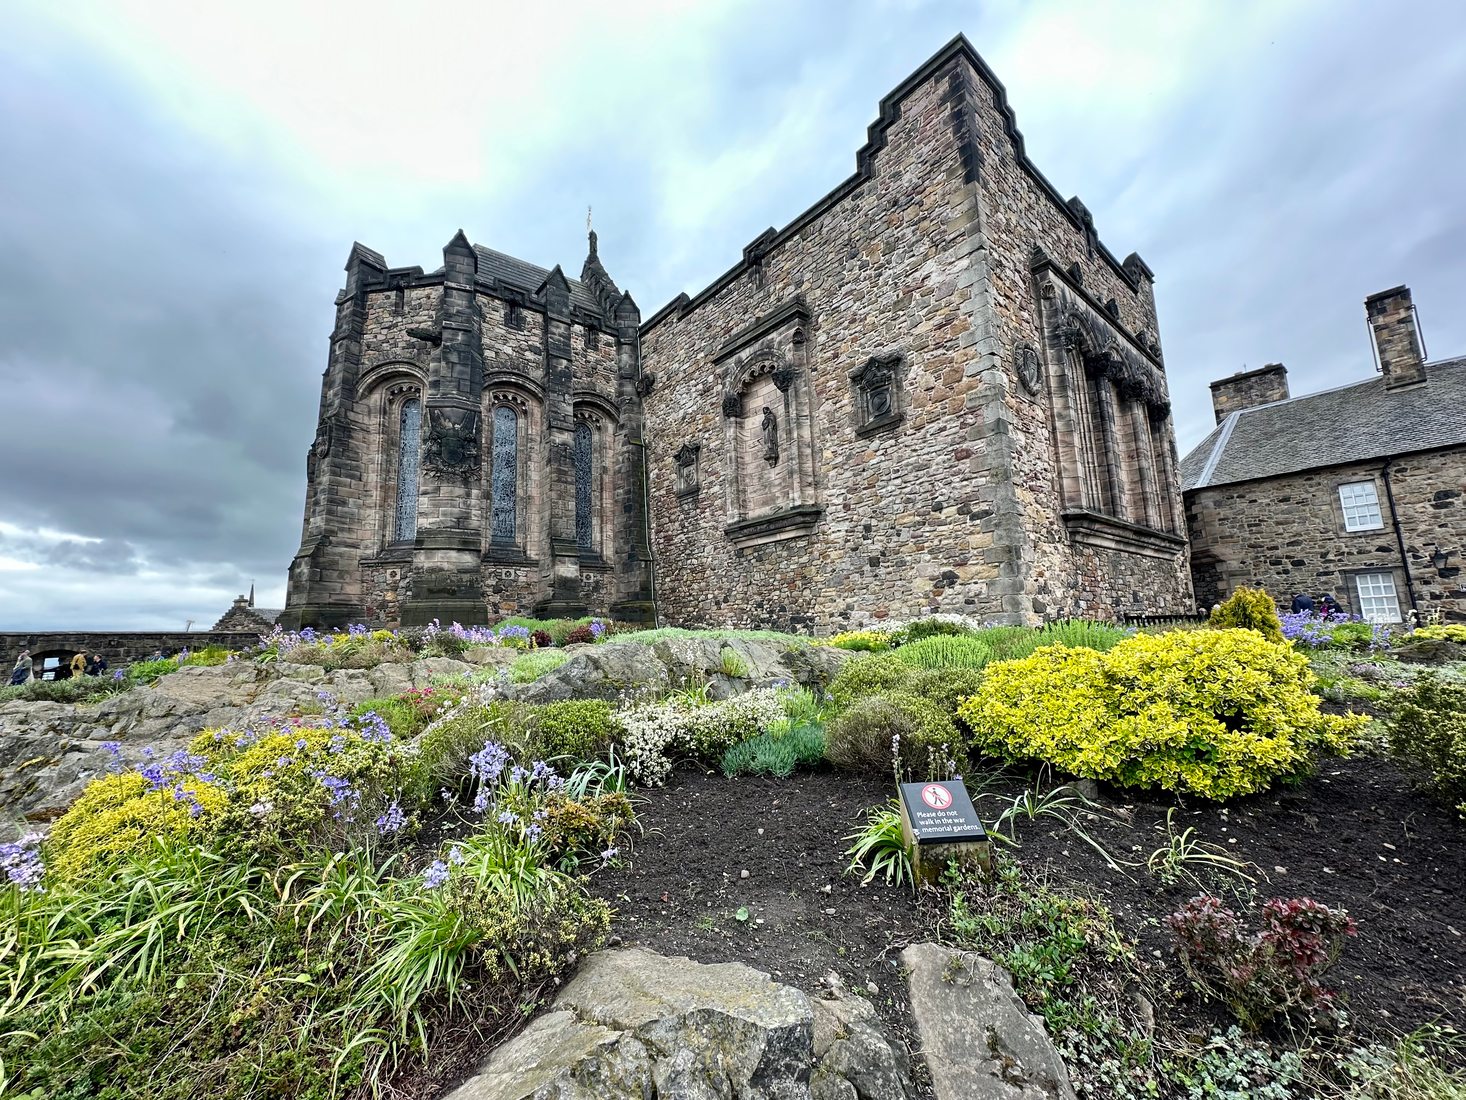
{"left": 1186, "top": 444, "right": 1466, "bottom": 621}
{"left": 0, "top": 631, "right": 260, "bottom": 675}
{"left": 640, "top": 39, "right": 1192, "bottom": 630}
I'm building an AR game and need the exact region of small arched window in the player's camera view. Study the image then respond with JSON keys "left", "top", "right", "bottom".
{"left": 490, "top": 405, "right": 518, "bottom": 543}
{"left": 394, "top": 397, "right": 421, "bottom": 542}
{"left": 574, "top": 421, "right": 594, "bottom": 552}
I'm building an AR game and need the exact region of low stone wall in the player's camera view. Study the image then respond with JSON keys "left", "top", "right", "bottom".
{"left": 0, "top": 631, "right": 262, "bottom": 676}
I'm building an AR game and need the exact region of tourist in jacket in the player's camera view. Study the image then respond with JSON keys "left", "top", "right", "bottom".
{"left": 9, "top": 650, "right": 31, "bottom": 686}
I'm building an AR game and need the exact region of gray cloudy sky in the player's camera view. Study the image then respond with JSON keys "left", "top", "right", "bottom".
{"left": 2, "top": 0, "right": 1464, "bottom": 629}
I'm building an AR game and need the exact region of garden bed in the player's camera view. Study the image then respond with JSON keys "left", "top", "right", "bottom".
{"left": 594, "top": 751, "right": 1466, "bottom": 1078}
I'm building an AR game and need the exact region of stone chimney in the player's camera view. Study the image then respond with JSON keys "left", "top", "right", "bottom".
{"left": 1366, "top": 285, "right": 1427, "bottom": 389}
{"left": 1208, "top": 363, "right": 1290, "bottom": 424}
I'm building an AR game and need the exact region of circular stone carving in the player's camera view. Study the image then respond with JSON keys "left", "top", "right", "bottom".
{"left": 1014, "top": 342, "right": 1042, "bottom": 396}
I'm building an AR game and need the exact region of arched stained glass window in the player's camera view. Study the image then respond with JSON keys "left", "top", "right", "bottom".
{"left": 574, "top": 421, "right": 593, "bottom": 552}
{"left": 394, "top": 397, "right": 421, "bottom": 542}
{"left": 490, "top": 405, "right": 518, "bottom": 543}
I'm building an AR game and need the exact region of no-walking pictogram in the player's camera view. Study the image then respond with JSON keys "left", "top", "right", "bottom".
{"left": 920, "top": 783, "right": 953, "bottom": 810}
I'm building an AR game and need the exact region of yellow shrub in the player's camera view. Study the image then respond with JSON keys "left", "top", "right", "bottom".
{"left": 828, "top": 630, "right": 893, "bottom": 653}
{"left": 47, "top": 771, "right": 228, "bottom": 880}
{"left": 1208, "top": 587, "right": 1284, "bottom": 643}
{"left": 958, "top": 629, "right": 1365, "bottom": 800}
{"left": 1414, "top": 624, "right": 1466, "bottom": 643}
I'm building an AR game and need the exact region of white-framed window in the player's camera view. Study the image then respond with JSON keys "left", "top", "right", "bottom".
{"left": 1338, "top": 481, "right": 1383, "bottom": 531}
{"left": 1354, "top": 572, "right": 1401, "bottom": 623}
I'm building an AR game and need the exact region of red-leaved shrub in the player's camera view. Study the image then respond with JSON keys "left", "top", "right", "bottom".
{"left": 530, "top": 630, "right": 553, "bottom": 650}
{"left": 563, "top": 625, "right": 595, "bottom": 646}
{"left": 1167, "top": 894, "right": 1356, "bottom": 1030}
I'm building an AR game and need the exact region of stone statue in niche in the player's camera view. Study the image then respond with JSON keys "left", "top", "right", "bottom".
{"left": 761, "top": 407, "right": 779, "bottom": 466}
{"left": 423, "top": 406, "right": 481, "bottom": 480}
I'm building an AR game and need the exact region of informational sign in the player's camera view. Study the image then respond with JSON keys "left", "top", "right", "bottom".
{"left": 898, "top": 779, "right": 986, "bottom": 845}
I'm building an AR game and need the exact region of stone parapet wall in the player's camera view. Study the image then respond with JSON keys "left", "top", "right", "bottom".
{"left": 1185, "top": 444, "right": 1466, "bottom": 621}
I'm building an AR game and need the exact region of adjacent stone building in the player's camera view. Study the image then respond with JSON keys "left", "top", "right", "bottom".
{"left": 638, "top": 36, "right": 1193, "bottom": 630}
{"left": 282, "top": 35, "right": 1195, "bottom": 631}
{"left": 1182, "top": 285, "right": 1466, "bottom": 623}
{"left": 280, "top": 233, "right": 655, "bottom": 629}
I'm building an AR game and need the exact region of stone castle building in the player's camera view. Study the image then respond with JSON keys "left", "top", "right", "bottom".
{"left": 1182, "top": 286, "right": 1466, "bottom": 623}
{"left": 282, "top": 35, "right": 1195, "bottom": 631}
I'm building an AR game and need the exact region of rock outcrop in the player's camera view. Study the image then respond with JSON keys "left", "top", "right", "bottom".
{"left": 518, "top": 637, "right": 849, "bottom": 704}
{"left": 0, "top": 656, "right": 485, "bottom": 823}
{"left": 441, "top": 947, "right": 909, "bottom": 1100}
{"left": 901, "top": 943, "right": 1077, "bottom": 1100}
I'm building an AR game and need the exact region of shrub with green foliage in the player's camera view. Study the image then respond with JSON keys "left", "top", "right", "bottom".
{"left": 1386, "top": 675, "right": 1466, "bottom": 815}
{"left": 904, "top": 667, "right": 987, "bottom": 725}
{"left": 893, "top": 635, "right": 992, "bottom": 670}
{"left": 1208, "top": 586, "right": 1285, "bottom": 643}
{"left": 826, "top": 690, "right": 964, "bottom": 777}
{"left": 1414, "top": 623, "right": 1466, "bottom": 644}
{"left": 827, "top": 653, "right": 910, "bottom": 709}
{"left": 527, "top": 699, "right": 618, "bottom": 762}
{"left": 959, "top": 629, "right": 1364, "bottom": 799}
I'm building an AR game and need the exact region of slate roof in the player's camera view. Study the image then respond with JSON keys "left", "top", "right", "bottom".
{"left": 471, "top": 245, "right": 604, "bottom": 316}
{"left": 1181, "top": 356, "right": 1466, "bottom": 491}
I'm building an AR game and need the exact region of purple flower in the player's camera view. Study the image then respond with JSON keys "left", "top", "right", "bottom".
{"left": 422, "top": 860, "right": 450, "bottom": 889}
{"left": 497, "top": 810, "right": 518, "bottom": 826}
{"left": 526, "top": 824, "right": 543, "bottom": 840}
{"left": 448, "top": 845, "right": 467, "bottom": 866}
{"left": 600, "top": 845, "right": 619, "bottom": 863}
{"left": 355, "top": 710, "right": 392, "bottom": 743}
{"left": 111, "top": 668, "right": 125, "bottom": 682}
{"left": 376, "top": 801, "right": 407, "bottom": 835}
{"left": 312, "top": 771, "right": 359, "bottom": 810}
{"left": 589, "top": 619, "right": 606, "bottom": 639}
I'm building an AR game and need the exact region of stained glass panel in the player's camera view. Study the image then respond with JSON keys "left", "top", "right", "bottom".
{"left": 491, "top": 405, "right": 518, "bottom": 543}
{"left": 393, "top": 398, "right": 421, "bottom": 542}
{"left": 574, "top": 421, "right": 593, "bottom": 552}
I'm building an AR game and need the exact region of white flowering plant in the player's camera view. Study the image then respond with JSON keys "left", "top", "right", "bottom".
{"left": 619, "top": 687, "right": 788, "bottom": 786}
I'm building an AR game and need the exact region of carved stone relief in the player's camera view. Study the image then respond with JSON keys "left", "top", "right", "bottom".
{"left": 423, "top": 406, "right": 481, "bottom": 480}
{"left": 1013, "top": 342, "right": 1043, "bottom": 396}
{"left": 674, "top": 441, "right": 701, "bottom": 497}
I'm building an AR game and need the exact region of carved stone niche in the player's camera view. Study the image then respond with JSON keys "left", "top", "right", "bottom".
{"left": 674, "top": 442, "right": 701, "bottom": 498}
{"left": 850, "top": 352, "right": 905, "bottom": 437}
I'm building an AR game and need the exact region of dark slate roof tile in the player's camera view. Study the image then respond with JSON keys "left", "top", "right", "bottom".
{"left": 1181, "top": 356, "right": 1466, "bottom": 490}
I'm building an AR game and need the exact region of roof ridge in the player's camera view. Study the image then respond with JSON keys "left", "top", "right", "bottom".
{"left": 1194, "top": 411, "right": 1239, "bottom": 489}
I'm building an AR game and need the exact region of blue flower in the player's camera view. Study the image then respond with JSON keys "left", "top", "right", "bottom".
{"left": 497, "top": 810, "right": 519, "bottom": 826}
{"left": 422, "top": 860, "right": 450, "bottom": 889}
{"left": 0, "top": 834, "right": 45, "bottom": 893}
{"left": 600, "top": 846, "right": 619, "bottom": 863}
{"left": 376, "top": 801, "right": 407, "bottom": 835}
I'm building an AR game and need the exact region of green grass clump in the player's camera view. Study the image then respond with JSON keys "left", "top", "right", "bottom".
{"left": 894, "top": 635, "right": 992, "bottom": 670}
{"left": 721, "top": 723, "right": 827, "bottom": 778}
{"left": 1032, "top": 621, "right": 1132, "bottom": 652}
{"left": 510, "top": 649, "right": 570, "bottom": 683}
{"left": 611, "top": 626, "right": 809, "bottom": 647}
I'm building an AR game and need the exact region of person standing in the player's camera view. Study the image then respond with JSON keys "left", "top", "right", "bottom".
{"left": 9, "top": 650, "right": 32, "bottom": 686}
{"left": 70, "top": 652, "right": 88, "bottom": 680}
{"left": 1290, "top": 593, "right": 1316, "bottom": 614}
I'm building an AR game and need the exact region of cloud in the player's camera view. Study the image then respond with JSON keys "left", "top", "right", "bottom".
{"left": 1, "top": 0, "right": 1463, "bottom": 627}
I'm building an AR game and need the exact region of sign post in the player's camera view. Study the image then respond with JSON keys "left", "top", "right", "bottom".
{"left": 897, "top": 779, "right": 990, "bottom": 884}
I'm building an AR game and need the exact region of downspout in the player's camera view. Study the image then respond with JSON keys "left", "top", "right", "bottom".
{"left": 1380, "top": 458, "right": 1418, "bottom": 618}
{"left": 635, "top": 324, "right": 659, "bottom": 627}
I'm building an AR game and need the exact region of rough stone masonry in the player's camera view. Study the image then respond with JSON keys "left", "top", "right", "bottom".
{"left": 282, "top": 34, "right": 1194, "bottom": 631}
